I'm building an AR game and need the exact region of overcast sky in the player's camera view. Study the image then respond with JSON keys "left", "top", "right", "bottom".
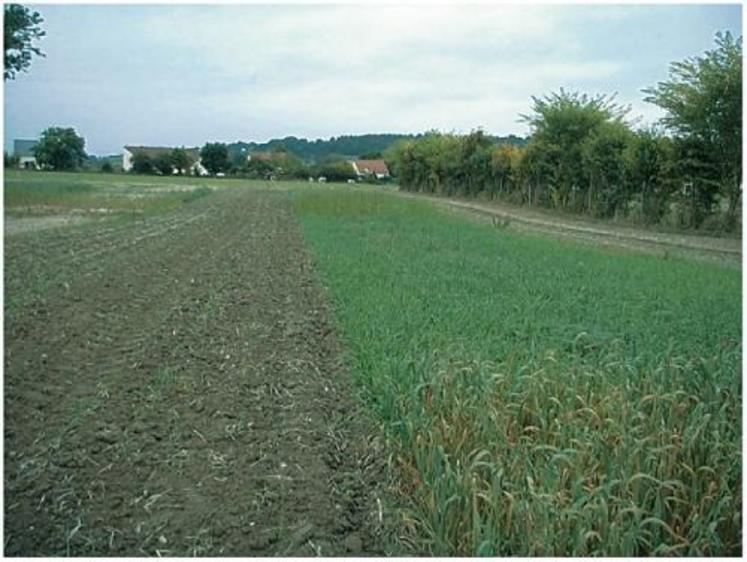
{"left": 3, "top": 3, "right": 742, "bottom": 155}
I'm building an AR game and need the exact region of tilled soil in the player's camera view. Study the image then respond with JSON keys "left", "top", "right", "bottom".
{"left": 5, "top": 188, "right": 389, "bottom": 556}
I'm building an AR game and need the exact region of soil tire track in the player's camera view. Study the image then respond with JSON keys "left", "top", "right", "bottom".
{"left": 5, "top": 188, "right": 391, "bottom": 556}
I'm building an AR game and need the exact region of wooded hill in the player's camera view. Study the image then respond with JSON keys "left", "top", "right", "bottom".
{"left": 226, "top": 133, "right": 527, "bottom": 163}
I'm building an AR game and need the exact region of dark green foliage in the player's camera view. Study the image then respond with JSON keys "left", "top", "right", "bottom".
{"left": 4, "top": 4, "right": 45, "bottom": 80}
{"left": 33, "top": 127, "right": 87, "bottom": 171}
{"left": 389, "top": 32, "right": 740, "bottom": 233}
{"left": 581, "top": 121, "right": 633, "bottom": 217}
{"left": 227, "top": 133, "right": 528, "bottom": 164}
{"left": 4, "top": 151, "right": 20, "bottom": 168}
{"left": 170, "top": 147, "right": 193, "bottom": 175}
{"left": 623, "top": 129, "right": 675, "bottom": 223}
{"left": 644, "top": 31, "right": 742, "bottom": 227}
{"left": 131, "top": 152, "right": 153, "bottom": 174}
{"left": 243, "top": 157, "right": 275, "bottom": 179}
{"left": 521, "top": 90, "right": 630, "bottom": 213}
{"left": 233, "top": 149, "right": 310, "bottom": 180}
{"left": 200, "top": 142, "right": 230, "bottom": 175}
{"left": 100, "top": 162, "right": 113, "bottom": 173}
{"left": 153, "top": 154, "right": 174, "bottom": 176}
{"left": 313, "top": 158, "right": 356, "bottom": 182}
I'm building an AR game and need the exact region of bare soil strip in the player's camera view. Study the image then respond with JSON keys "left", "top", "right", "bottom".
{"left": 399, "top": 192, "right": 742, "bottom": 266}
{"left": 5, "top": 189, "right": 388, "bottom": 556}
{"left": 4, "top": 215, "right": 94, "bottom": 236}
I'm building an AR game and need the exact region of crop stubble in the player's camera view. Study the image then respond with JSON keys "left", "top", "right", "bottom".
{"left": 5, "top": 188, "right": 387, "bottom": 555}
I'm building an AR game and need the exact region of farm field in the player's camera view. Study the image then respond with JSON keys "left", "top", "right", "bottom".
{"left": 293, "top": 190, "right": 742, "bottom": 555}
{"left": 4, "top": 172, "right": 742, "bottom": 556}
{"left": 4, "top": 178, "right": 391, "bottom": 555}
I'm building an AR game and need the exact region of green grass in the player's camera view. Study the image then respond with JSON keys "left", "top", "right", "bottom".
{"left": 3, "top": 170, "right": 222, "bottom": 214}
{"left": 292, "top": 188, "right": 742, "bottom": 556}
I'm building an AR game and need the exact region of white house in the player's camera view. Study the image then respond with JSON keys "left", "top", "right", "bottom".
{"left": 13, "top": 139, "right": 39, "bottom": 169}
{"left": 123, "top": 145, "right": 208, "bottom": 176}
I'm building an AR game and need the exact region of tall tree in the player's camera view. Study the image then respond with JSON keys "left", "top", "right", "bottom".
{"left": 643, "top": 31, "right": 742, "bottom": 223}
{"left": 33, "top": 127, "right": 86, "bottom": 171}
{"left": 4, "top": 4, "right": 45, "bottom": 80}
{"left": 200, "top": 142, "right": 230, "bottom": 175}
{"left": 581, "top": 121, "right": 632, "bottom": 217}
{"left": 131, "top": 152, "right": 153, "bottom": 174}
{"left": 153, "top": 154, "right": 174, "bottom": 176}
{"left": 520, "top": 89, "right": 630, "bottom": 210}
{"left": 169, "top": 147, "right": 193, "bottom": 175}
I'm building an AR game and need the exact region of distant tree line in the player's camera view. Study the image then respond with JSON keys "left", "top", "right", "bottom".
{"left": 227, "top": 133, "right": 527, "bottom": 164}
{"left": 388, "top": 32, "right": 742, "bottom": 233}
{"left": 229, "top": 145, "right": 360, "bottom": 182}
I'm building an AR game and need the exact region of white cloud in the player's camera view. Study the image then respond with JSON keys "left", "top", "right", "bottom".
{"left": 8, "top": 3, "right": 736, "bottom": 153}
{"left": 126, "top": 4, "right": 627, "bottom": 140}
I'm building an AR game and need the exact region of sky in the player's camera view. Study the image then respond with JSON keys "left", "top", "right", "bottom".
{"left": 3, "top": 2, "right": 742, "bottom": 156}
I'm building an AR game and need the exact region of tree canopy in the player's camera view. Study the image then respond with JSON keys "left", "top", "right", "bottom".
{"left": 643, "top": 31, "right": 742, "bottom": 219}
{"left": 131, "top": 152, "right": 153, "bottom": 174}
{"left": 33, "top": 127, "right": 86, "bottom": 171}
{"left": 200, "top": 142, "right": 230, "bottom": 175}
{"left": 4, "top": 4, "right": 45, "bottom": 80}
{"left": 170, "top": 147, "right": 194, "bottom": 175}
{"left": 387, "top": 38, "right": 740, "bottom": 232}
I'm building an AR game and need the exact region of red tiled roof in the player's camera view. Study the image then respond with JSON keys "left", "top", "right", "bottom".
{"left": 353, "top": 159, "right": 389, "bottom": 176}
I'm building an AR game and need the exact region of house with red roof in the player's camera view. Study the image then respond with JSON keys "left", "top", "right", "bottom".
{"left": 350, "top": 159, "right": 390, "bottom": 180}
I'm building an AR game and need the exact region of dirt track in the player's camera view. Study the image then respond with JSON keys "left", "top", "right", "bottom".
{"left": 401, "top": 192, "right": 742, "bottom": 266}
{"left": 5, "top": 189, "right": 388, "bottom": 556}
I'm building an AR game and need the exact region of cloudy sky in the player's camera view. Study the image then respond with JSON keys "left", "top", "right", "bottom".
{"left": 3, "top": 2, "right": 742, "bottom": 155}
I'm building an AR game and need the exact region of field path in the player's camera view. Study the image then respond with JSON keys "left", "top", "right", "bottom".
{"left": 399, "top": 191, "right": 741, "bottom": 266}
{"left": 5, "top": 189, "right": 387, "bottom": 556}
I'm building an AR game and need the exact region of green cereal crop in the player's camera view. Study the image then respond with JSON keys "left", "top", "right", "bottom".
{"left": 293, "top": 188, "right": 741, "bottom": 556}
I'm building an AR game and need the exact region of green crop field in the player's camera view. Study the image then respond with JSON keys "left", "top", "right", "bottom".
{"left": 4, "top": 172, "right": 741, "bottom": 556}
{"left": 292, "top": 188, "right": 741, "bottom": 556}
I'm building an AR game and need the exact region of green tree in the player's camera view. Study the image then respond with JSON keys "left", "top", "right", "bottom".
{"left": 359, "top": 151, "right": 383, "bottom": 159}
{"left": 33, "top": 127, "right": 86, "bottom": 171}
{"left": 581, "top": 121, "right": 633, "bottom": 217}
{"left": 170, "top": 147, "right": 193, "bottom": 175}
{"left": 101, "top": 161, "right": 113, "bottom": 173}
{"left": 131, "top": 152, "right": 153, "bottom": 174}
{"left": 624, "top": 128, "right": 675, "bottom": 224}
{"left": 314, "top": 157, "right": 356, "bottom": 182}
{"left": 491, "top": 144, "right": 523, "bottom": 199}
{"left": 245, "top": 157, "right": 274, "bottom": 179}
{"left": 4, "top": 150, "right": 19, "bottom": 168}
{"left": 153, "top": 154, "right": 174, "bottom": 175}
{"left": 520, "top": 89, "right": 630, "bottom": 209}
{"left": 200, "top": 142, "right": 230, "bottom": 175}
{"left": 643, "top": 31, "right": 742, "bottom": 225}
{"left": 458, "top": 130, "right": 493, "bottom": 197}
{"left": 4, "top": 4, "right": 45, "bottom": 80}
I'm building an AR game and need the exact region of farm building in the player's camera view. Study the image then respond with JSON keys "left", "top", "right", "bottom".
{"left": 122, "top": 145, "right": 208, "bottom": 175}
{"left": 13, "top": 139, "right": 39, "bottom": 169}
{"left": 351, "top": 159, "right": 390, "bottom": 180}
